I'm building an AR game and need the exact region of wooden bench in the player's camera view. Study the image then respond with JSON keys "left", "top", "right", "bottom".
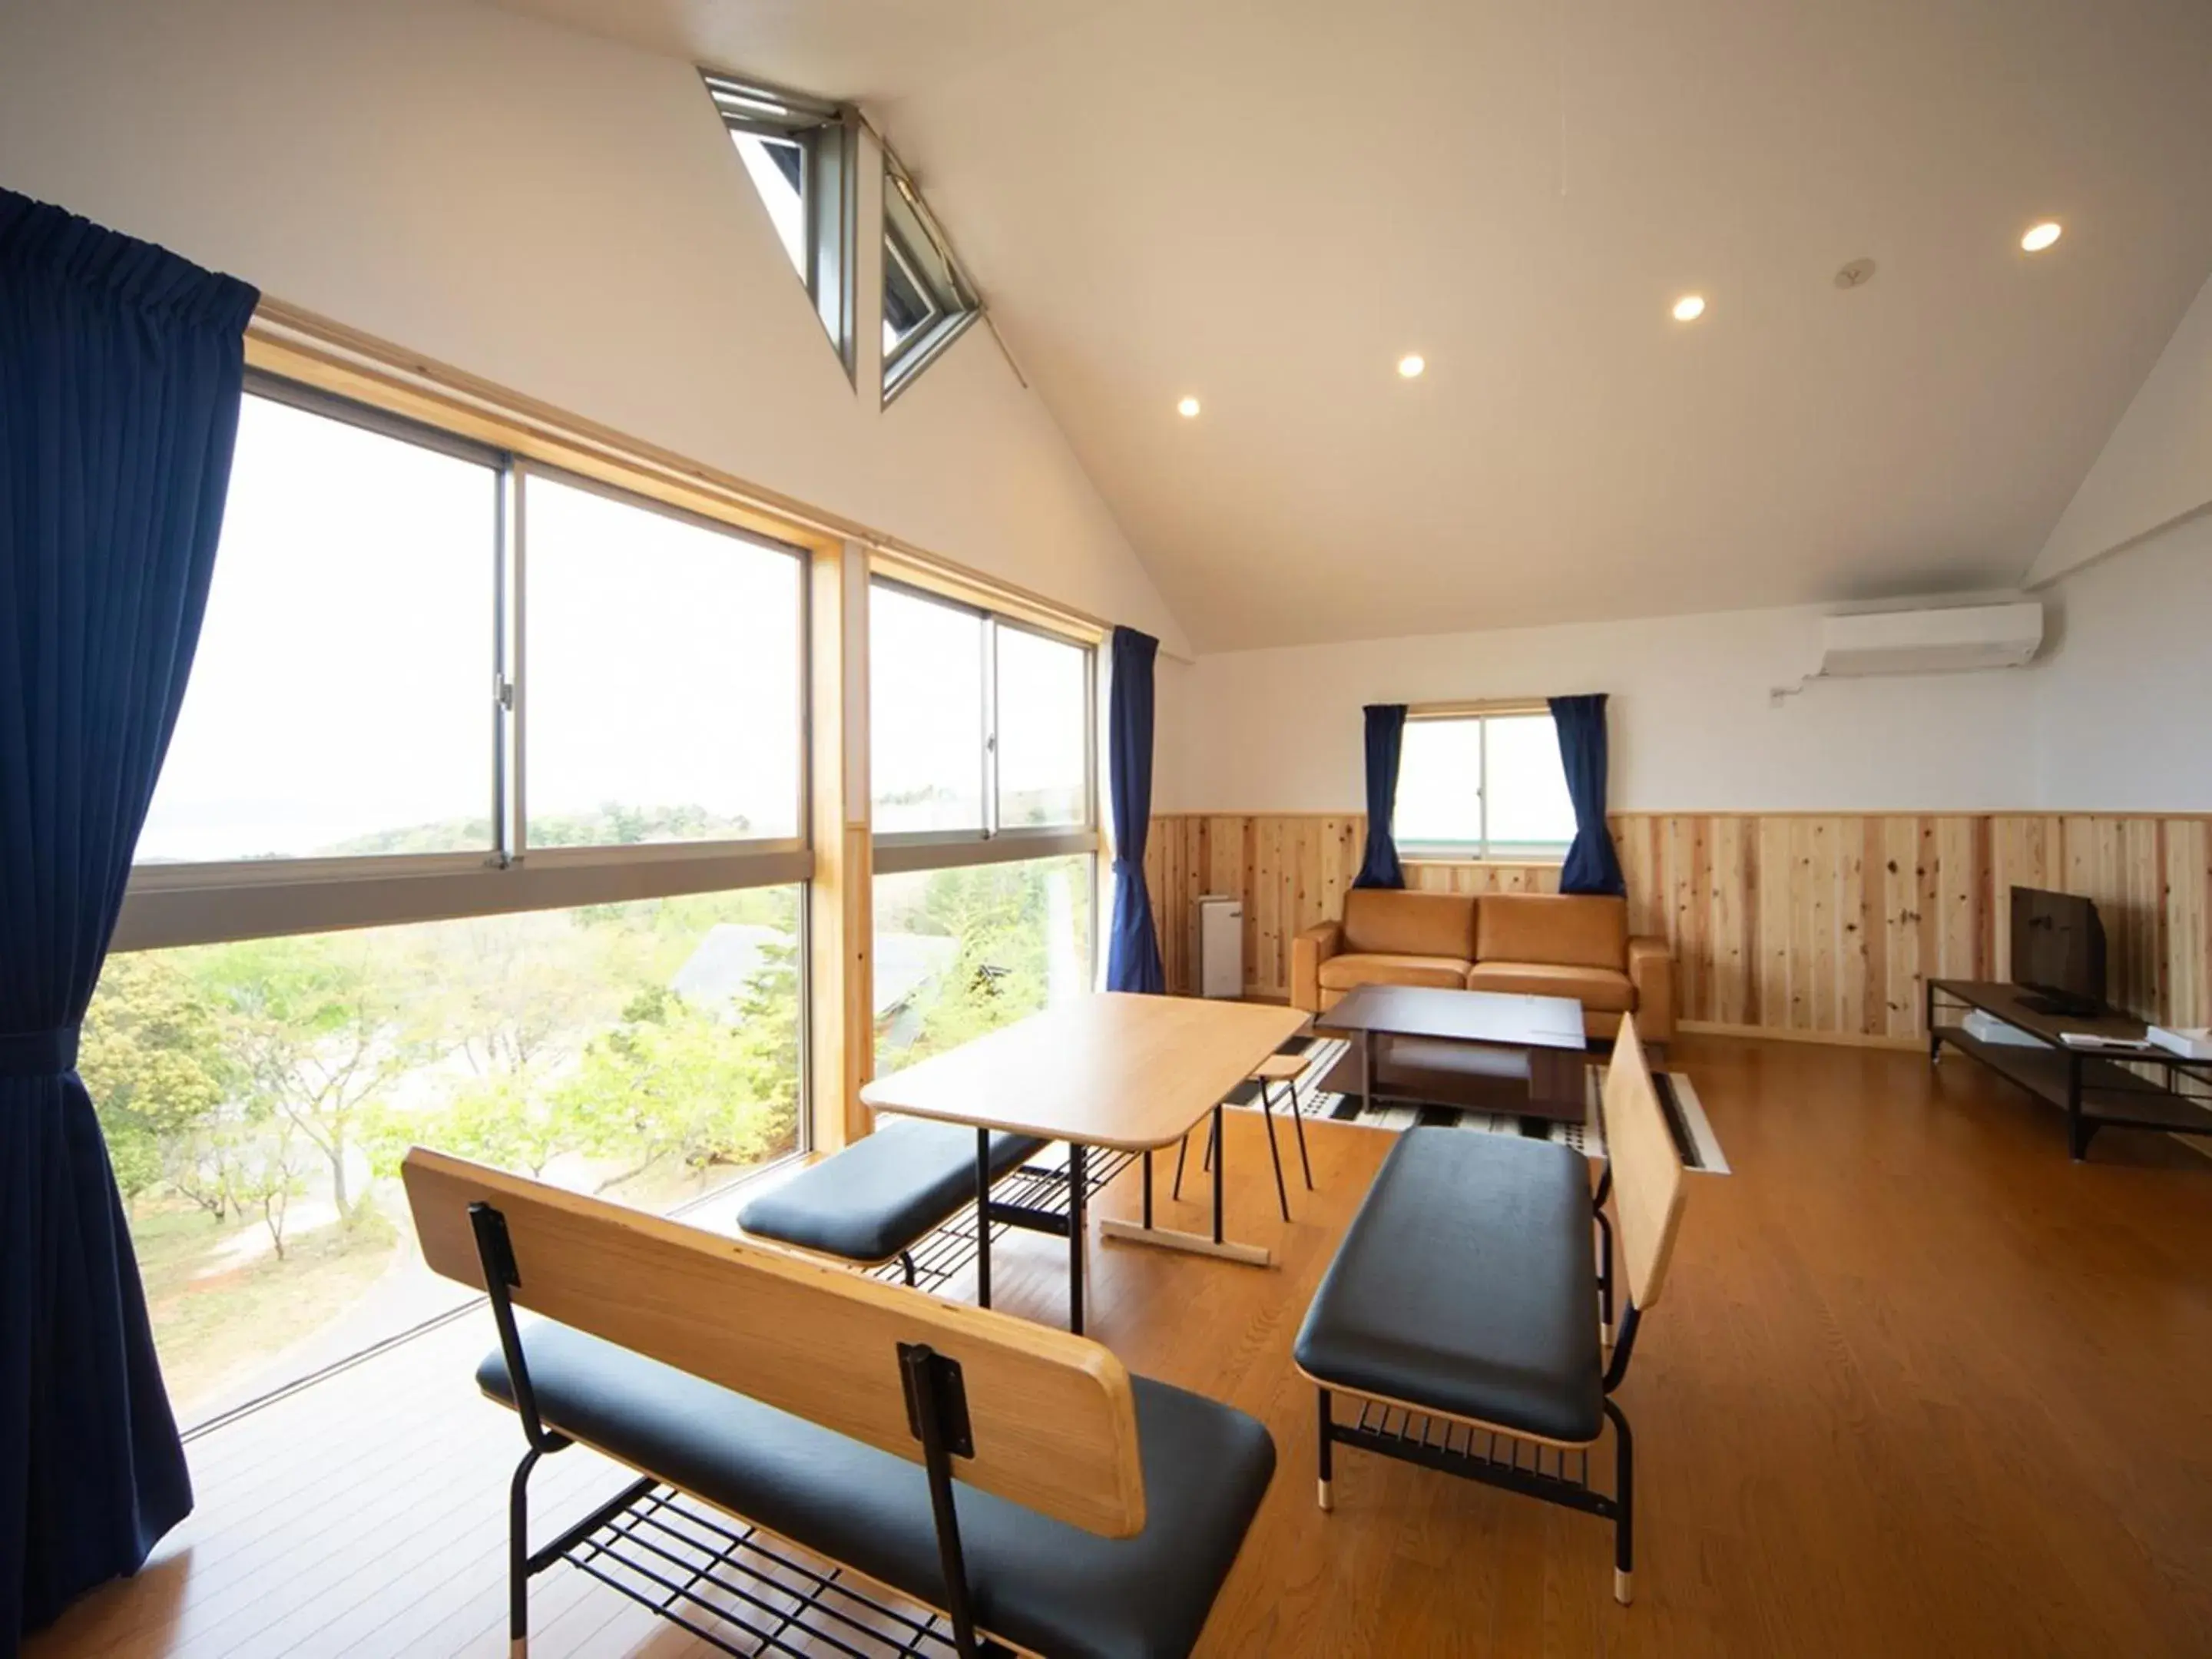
{"left": 735, "top": 1116, "right": 1048, "bottom": 1286}
{"left": 1291, "top": 1014, "right": 1686, "bottom": 1605}
{"left": 402, "top": 1148, "right": 1277, "bottom": 1659}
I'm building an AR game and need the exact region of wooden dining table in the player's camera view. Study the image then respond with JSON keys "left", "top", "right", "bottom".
{"left": 858, "top": 992, "right": 1307, "bottom": 1333}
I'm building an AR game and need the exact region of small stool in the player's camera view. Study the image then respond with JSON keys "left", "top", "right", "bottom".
{"left": 1175, "top": 1052, "right": 1315, "bottom": 1221}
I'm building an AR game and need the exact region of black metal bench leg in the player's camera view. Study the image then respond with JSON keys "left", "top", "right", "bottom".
{"left": 974, "top": 1129, "right": 992, "bottom": 1310}
{"left": 1289, "top": 1078, "right": 1313, "bottom": 1190}
{"left": 1316, "top": 1387, "right": 1335, "bottom": 1512}
{"left": 1606, "top": 1398, "right": 1634, "bottom": 1605}
{"left": 509, "top": 1447, "right": 541, "bottom": 1657}
{"left": 1260, "top": 1081, "right": 1290, "bottom": 1222}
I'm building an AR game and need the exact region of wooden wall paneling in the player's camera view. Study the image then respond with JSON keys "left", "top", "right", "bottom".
{"left": 1146, "top": 812, "right": 2212, "bottom": 1041}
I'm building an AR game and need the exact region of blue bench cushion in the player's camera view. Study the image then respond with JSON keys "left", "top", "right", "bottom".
{"left": 1293, "top": 1126, "right": 1603, "bottom": 1444}
{"left": 480, "top": 1323, "right": 1276, "bottom": 1659}
{"left": 737, "top": 1117, "right": 1047, "bottom": 1263}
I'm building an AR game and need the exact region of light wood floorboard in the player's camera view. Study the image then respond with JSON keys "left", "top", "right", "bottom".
{"left": 25, "top": 1035, "right": 2212, "bottom": 1657}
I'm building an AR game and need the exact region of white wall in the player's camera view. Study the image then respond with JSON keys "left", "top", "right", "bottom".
{"left": 1174, "top": 548, "right": 2212, "bottom": 816}
{"left": 0, "top": 0, "right": 1188, "bottom": 655}
{"left": 2032, "top": 270, "right": 2212, "bottom": 587}
{"left": 1177, "top": 604, "right": 2042, "bottom": 814}
{"left": 2035, "top": 512, "right": 2212, "bottom": 810}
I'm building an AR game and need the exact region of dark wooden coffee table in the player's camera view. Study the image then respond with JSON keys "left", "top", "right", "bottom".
{"left": 1313, "top": 985, "right": 1591, "bottom": 1122}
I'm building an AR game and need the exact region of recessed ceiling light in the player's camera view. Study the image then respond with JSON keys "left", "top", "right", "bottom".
{"left": 1672, "top": 293, "right": 1707, "bottom": 322}
{"left": 2022, "top": 220, "right": 2062, "bottom": 253}
{"left": 1397, "top": 353, "right": 1426, "bottom": 379}
{"left": 1177, "top": 395, "right": 1200, "bottom": 419}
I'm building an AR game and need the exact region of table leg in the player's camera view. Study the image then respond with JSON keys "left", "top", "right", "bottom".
{"left": 1361, "top": 1032, "right": 1373, "bottom": 1114}
{"left": 1068, "top": 1142, "right": 1088, "bottom": 1335}
{"left": 974, "top": 1128, "right": 992, "bottom": 1309}
{"left": 1098, "top": 1114, "right": 1273, "bottom": 1269}
{"left": 2067, "top": 1052, "right": 2088, "bottom": 1161}
{"left": 1141, "top": 1150, "right": 1154, "bottom": 1228}
{"left": 1211, "top": 1104, "right": 1227, "bottom": 1246}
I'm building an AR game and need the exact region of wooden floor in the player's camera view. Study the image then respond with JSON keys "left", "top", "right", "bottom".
{"left": 27, "top": 1035, "right": 2212, "bottom": 1658}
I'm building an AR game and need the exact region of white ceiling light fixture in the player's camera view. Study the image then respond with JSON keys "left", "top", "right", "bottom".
{"left": 2021, "top": 220, "right": 2063, "bottom": 253}
{"left": 1177, "top": 395, "right": 1201, "bottom": 419}
{"left": 1672, "top": 293, "right": 1707, "bottom": 322}
{"left": 1397, "top": 353, "right": 1426, "bottom": 379}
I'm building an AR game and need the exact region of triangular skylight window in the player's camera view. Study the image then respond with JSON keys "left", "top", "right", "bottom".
{"left": 881, "top": 147, "right": 981, "bottom": 406}
{"left": 704, "top": 71, "right": 857, "bottom": 381}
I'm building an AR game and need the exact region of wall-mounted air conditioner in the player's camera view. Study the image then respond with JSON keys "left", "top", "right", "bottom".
{"left": 1816, "top": 601, "right": 2045, "bottom": 677}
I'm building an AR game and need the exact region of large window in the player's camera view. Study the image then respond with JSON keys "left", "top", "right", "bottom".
{"left": 870, "top": 578, "right": 1096, "bottom": 1072}
{"left": 83, "top": 890, "right": 802, "bottom": 1426}
{"left": 1394, "top": 709, "right": 1578, "bottom": 859}
{"left": 106, "top": 377, "right": 811, "bottom": 1425}
{"left": 704, "top": 71, "right": 859, "bottom": 379}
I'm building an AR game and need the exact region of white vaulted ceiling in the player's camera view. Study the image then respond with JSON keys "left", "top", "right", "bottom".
{"left": 492, "top": 0, "right": 2212, "bottom": 650}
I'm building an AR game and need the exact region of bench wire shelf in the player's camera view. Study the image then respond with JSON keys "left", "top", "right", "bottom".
{"left": 548, "top": 1479, "right": 968, "bottom": 1658}
{"left": 866, "top": 1145, "right": 1139, "bottom": 1296}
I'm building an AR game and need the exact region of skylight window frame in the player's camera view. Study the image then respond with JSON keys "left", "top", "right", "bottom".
{"left": 703, "top": 69, "right": 859, "bottom": 383}
{"left": 880, "top": 149, "right": 982, "bottom": 407}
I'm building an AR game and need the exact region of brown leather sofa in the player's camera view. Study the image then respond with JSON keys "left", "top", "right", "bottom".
{"left": 1291, "top": 889, "right": 1674, "bottom": 1044}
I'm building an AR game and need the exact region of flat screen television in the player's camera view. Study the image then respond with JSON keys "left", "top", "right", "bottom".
{"left": 2009, "top": 886, "right": 2107, "bottom": 1017}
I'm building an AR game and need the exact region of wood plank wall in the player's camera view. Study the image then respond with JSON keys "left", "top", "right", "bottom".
{"left": 1144, "top": 813, "right": 2212, "bottom": 1043}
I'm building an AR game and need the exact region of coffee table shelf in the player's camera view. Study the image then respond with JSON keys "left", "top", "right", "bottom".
{"left": 1313, "top": 985, "right": 1591, "bottom": 1123}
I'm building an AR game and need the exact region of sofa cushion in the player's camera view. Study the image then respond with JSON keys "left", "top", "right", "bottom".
{"left": 1477, "top": 893, "right": 1627, "bottom": 971}
{"left": 1342, "top": 889, "right": 1478, "bottom": 960}
{"left": 1293, "top": 1128, "right": 1603, "bottom": 1444}
{"left": 1465, "top": 962, "right": 1636, "bottom": 1013}
{"left": 1317, "top": 952, "right": 1474, "bottom": 993}
{"left": 480, "top": 1323, "right": 1277, "bottom": 1659}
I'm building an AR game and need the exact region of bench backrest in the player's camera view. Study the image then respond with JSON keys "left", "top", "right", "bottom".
{"left": 402, "top": 1147, "right": 1148, "bottom": 1538}
{"left": 1598, "top": 1015, "right": 1687, "bottom": 1310}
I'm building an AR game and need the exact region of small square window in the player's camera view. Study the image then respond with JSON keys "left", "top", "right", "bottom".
{"left": 704, "top": 71, "right": 858, "bottom": 380}
{"left": 1396, "top": 711, "right": 1576, "bottom": 860}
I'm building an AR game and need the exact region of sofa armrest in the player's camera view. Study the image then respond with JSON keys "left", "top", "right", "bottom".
{"left": 1292, "top": 922, "right": 1342, "bottom": 1013}
{"left": 1626, "top": 935, "right": 1675, "bottom": 1044}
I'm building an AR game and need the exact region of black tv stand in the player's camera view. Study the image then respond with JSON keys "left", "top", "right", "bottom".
{"left": 2017, "top": 991, "right": 2102, "bottom": 1018}
{"left": 1926, "top": 979, "right": 2212, "bottom": 1161}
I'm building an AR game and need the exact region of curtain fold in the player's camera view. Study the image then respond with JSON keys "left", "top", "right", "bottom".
{"left": 1352, "top": 704, "right": 1408, "bottom": 889}
{"left": 1, "top": 189, "right": 259, "bottom": 1643}
{"left": 1104, "top": 626, "right": 1166, "bottom": 993}
{"left": 1550, "top": 694, "right": 1626, "bottom": 897}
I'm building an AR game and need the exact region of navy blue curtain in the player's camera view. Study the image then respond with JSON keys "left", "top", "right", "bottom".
{"left": 1550, "top": 694, "right": 1625, "bottom": 897}
{"left": 1353, "top": 704, "right": 1408, "bottom": 889}
{"left": 1104, "top": 628, "right": 1166, "bottom": 993}
{"left": 1, "top": 190, "right": 258, "bottom": 1643}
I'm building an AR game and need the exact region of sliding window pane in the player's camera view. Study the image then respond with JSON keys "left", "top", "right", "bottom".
{"left": 1484, "top": 714, "right": 1577, "bottom": 851}
{"left": 995, "top": 627, "right": 1088, "bottom": 828}
{"left": 873, "top": 855, "right": 1092, "bottom": 1073}
{"left": 83, "top": 887, "right": 803, "bottom": 1428}
{"left": 526, "top": 476, "right": 801, "bottom": 846}
{"left": 139, "top": 395, "right": 495, "bottom": 863}
{"left": 870, "top": 584, "right": 985, "bottom": 834}
{"left": 1393, "top": 719, "right": 1483, "bottom": 849}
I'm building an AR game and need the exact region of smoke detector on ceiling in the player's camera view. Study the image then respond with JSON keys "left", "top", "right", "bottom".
{"left": 1834, "top": 258, "right": 1877, "bottom": 290}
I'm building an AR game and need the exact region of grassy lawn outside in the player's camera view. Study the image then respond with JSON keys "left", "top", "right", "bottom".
{"left": 129, "top": 1200, "right": 399, "bottom": 1418}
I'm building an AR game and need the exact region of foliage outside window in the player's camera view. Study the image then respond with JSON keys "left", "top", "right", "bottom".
{"left": 101, "top": 378, "right": 810, "bottom": 1426}
{"left": 869, "top": 577, "right": 1097, "bottom": 1075}
{"left": 1394, "top": 711, "right": 1578, "bottom": 859}
{"left": 84, "top": 892, "right": 802, "bottom": 1426}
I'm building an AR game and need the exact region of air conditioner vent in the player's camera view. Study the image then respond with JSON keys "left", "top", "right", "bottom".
{"left": 1816, "top": 602, "right": 2044, "bottom": 677}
